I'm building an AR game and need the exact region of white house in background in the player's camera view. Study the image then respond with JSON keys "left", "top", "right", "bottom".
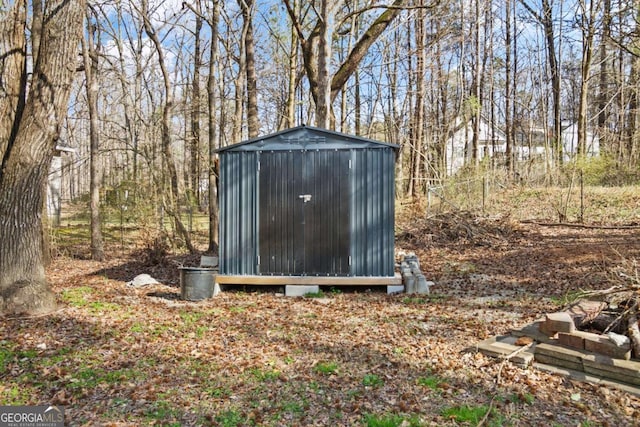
{"left": 561, "top": 121, "right": 600, "bottom": 161}
{"left": 446, "top": 116, "right": 507, "bottom": 175}
{"left": 48, "top": 144, "right": 75, "bottom": 226}
{"left": 446, "top": 118, "right": 599, "bottom": 175}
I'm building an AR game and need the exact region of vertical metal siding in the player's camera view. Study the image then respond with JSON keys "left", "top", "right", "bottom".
{"left": 219, "top": 151, "right": 258, "bottom": 275}
{"left": 350, "top": 148, "right": 395, "bottom": 276}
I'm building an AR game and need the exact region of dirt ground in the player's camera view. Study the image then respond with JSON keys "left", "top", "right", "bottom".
{"left": 2, "top": 217, "right": 640, "bottom": 426}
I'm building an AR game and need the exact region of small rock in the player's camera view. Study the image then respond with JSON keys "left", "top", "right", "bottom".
{"left": 126, "top": 274, "right": 161, "bottom": 287}
{"left": 607, "top": 331, "right": 630, "bottom": 347}
{"left": 36, "top": 343, "right": 47, "bottom": 350}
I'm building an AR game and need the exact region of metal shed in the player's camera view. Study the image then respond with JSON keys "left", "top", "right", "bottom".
{"left": 215, "top": 125, "right": 401, "bottom": 287}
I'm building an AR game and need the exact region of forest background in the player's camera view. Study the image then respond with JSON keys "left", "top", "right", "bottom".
{"left": 38, "top": 0, "right": 639, "bottom": 260}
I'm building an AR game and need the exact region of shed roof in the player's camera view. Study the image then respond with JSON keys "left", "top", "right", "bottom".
{"left": 216, "top": 125, "right": 399, "bottom": 153}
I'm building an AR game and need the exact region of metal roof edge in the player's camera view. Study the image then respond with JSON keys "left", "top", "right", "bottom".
{"left": 214, "top": 125, "right": 400, "bottom": 153}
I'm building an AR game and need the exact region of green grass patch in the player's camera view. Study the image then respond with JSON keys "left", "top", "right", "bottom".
{"left": 61, "top": 286, "right": 94, "bottom": 307}
{"left": 214, "top": 409, "right": 253, "bottom": 427}
{"left": 144, "top": 399, "right": 181, "bottom": 425}
{"left": 205, "top": 385, "right": 231, "bottom": 398}
{"left": 180, "top": 310, "right": 205, "bottom": 324}
{"left": 1, "top": 384, "right": 36, "bottom": 405}
{"left": 417, "top": 375, "right": 445, "bottom": 391}
{"left": 248, "top": 367, "right": 280, "bottom": 382}
{"left": 280, "top": 399, "right": 305, "bottom": 415}
{"left": 88, "top": 301, "right": 120, "bottom": 314}
{"left": 441, "top": 404, "right": 496, "bottom": 425}
{"left": 550, "top": 290, "right": 584, "bottom": 307}
{"left": 364, "top": 413, "right": 423, "bottom": 427}
{"left": 508, "top": 392, "right": 535, "bottom": 405}
{"left": 304, "top": 290, "right": 326, "bottom": 298}
{"left": 67, "top": 366, "right": 143, "bottom": 391}
{"left": 362, "top": 374, "right": 384, "bottom": 387}
{"left": 314, "top": 361, "right": 338, "bottom": 375}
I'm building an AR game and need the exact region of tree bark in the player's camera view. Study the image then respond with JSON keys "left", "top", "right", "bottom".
{"left": 0, "top": 0, "right": 86, "bottom": 315}
{"left": 283, "top": 0, "right": 408, "bottom": 128}
{"left": 82, "top": 12, "right": 105, "bottom": 262}
{"left": 410, "top": 1, "right": 426, "bottom": 197}
{"left": 191, "top": 8, "right": 203, "bottom": 205}
{"left": 240, "top": 0, "right": 259, "bottom": 138}
{"left": 208, "top": 1, "right": 221, "bottom": 253}
{"left": 505, "top": 0, "right": 513, "bottom": 175}
{"left": 316, "top": 0, "right": 332, "bottom": 129}
{"left": 284, "top": 4, "right": 298, "bottom": 130}
{"left": 0, "top": 1, "right": 27, "bottom": 158}
{"left": 577, "top": 0, "right": 597, "bottom": 158}
{"left": 329, "top": 0, "right": 407, "bottom": 102}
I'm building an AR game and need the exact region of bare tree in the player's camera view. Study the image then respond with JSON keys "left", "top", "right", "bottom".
{"left": 408, "top": 0, "right": 426, "bottom": 197}
{"left": 520, "top": 0, "right": 563, "bottom": 164}
{"left": 505, "top": 0, "right": 514, "bottom": 175}
{"left": 576, "top": 0, "right": 601, "bottom": 158}
{"left": 139, "top": 0, "right": 195, "bottom": 253}
{"left": 184, "top": 0, "right": 223, "bottom": 252}
{"left": 190, "top": 3, "right": 203, "bottom": 205}
{"left": 81, "top": 8, "right": 105, "bottom": 261}
{"left": 282, "top": 0, "right": 413, "bottom": 128}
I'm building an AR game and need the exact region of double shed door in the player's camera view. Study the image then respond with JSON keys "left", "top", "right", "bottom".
{"left": 258, "top": 150, "right": 350, "bottom": 276}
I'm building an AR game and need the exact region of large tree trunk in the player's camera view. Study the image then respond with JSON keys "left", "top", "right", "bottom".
{"left": 0, "top": 0, "right": 86, "bottom": 315}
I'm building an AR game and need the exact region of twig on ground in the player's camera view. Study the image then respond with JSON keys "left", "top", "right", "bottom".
{"left": 496, "top": 342, "right": 534, "bottom": 385}
{"left": 477, "top": 395, "right": 496, "bottom": 427}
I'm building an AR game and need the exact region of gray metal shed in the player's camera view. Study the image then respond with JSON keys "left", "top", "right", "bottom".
{"left": 215, "top": 125, "right": 400, "bottom": 286}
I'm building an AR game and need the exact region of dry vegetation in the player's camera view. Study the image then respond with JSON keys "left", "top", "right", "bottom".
{"left": 1, "top": 185, "right": 640, "bottom": 426}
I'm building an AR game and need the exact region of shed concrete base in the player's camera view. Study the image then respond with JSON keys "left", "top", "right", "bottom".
{"left": 285, "top": 285, "right": 320, "bottom": 297}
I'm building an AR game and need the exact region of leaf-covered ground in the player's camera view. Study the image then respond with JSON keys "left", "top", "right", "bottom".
{"left": 2, "top": 219, "right": 640, "bottom": 426}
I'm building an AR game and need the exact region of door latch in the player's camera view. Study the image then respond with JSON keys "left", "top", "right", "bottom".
{"left": 298, "top": 194, "right": 312, "bottom": 203}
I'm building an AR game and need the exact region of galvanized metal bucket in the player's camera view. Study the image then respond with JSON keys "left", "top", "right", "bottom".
{"left": 179, "top": 267, "right": 217, "bottom": 301}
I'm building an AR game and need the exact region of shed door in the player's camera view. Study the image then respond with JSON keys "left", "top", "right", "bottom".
{"left": 258, "top": 150, "right": 350, "bottom": 276}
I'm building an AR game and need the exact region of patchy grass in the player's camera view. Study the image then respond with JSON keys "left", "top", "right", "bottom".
{"left": 363, "top": 413, "right": 423, "bottom": 427}
{"left": 304, "top": 290, "right": 326, "bottom": 298}
{"left": 441, "top": 404, "right": 495, "bottom": 425}
{"left": 5, "top": 193, "right": 640, "bottom": 425}
{"left": 362, "top": 374, "right": 384, "bottom": 388}
{"left": 417, "top": 374, "right": 445, "bottom": 391}
{"left": 314, "top": 361, "right": 339, "bottom": 375}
